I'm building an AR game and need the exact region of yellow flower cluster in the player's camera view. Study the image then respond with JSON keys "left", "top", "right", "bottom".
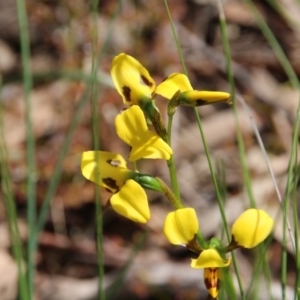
{"left": 164, "top": 208, "right": 273, "bottom": 298}
{"left": 81, "top": 53, "right": 273, "bottom": 299}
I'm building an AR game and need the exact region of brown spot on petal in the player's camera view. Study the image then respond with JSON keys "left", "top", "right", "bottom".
{"left": 122, "top": 86, "right": 131, "bottom": 103}
{"left": 103, "top": 177, "right": 119, "bottom": 190}
{"left": 195, "top": 99, "right": 208, "bottom": 106}
{"left": 140, "top": 75, "right": 153, "bottom": 88}
{"left": 107, "top": 159, "right": 121, "bottom": 167}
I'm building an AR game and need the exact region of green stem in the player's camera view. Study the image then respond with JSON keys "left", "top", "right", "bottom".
{"left": 194, "top": 110, "right": 240, "bottom": 300}
{"left": 293, "top": 169, "right": 300, "bottom": 299}
{"left": 36, "top": 89, "right": 90, "bottom": 232}
{"left": 0, "top": 81, "right": 30, "bottom": 300}
{"left": 90, "top": 0, "right": 104, "bottom": 298}
{"left": 156, "top": 177, "right": 183, "bottom": 209}
{"left": 143, "top": 100, "right": 182, "bottom": 202}
{"left": 15, "top": 0, "right": 36, "bottom": 296}
{"left": 240, "top": 2, "right": 300, "bottom": 299}
{"left": 166, "top": 157, "right": 181, "bottom": 202}
{"left": 166, "top": 113, "right": 181, "bottom": 199}
{"left": 91, "top": 2, "right": 122, "bottom": 300}
{"left": 166, "top": 111, "right": 181, "bottom": 201}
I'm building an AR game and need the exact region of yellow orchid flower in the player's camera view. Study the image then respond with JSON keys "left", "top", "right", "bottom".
{"left": 163, "top": 208, "right": 228, "bottom": 299}
{"left": 81, "top": 151, "right": 150, "bottom": 223}
{"left": 115, "top": 105, "right": 173, "bottom": 161}
{"left": 111, "top": 54, "right": 230, "bottom": 107}
{"left": 111, "top": 53, "right": 156, "bottom": 105}
{"left": 231, "top": 208, "right": 274, "bottom": 248}
{"left": 190, "top": 244, "right": 230, "bottom": 299}
{"left": 163, "top": 207, "right": 273, "bottom": 299}
{"left": 191, "top": 249, "right": 230, "bottom": 299}
{"left": 155, "top": 73, "right": 231, "bottom": 107}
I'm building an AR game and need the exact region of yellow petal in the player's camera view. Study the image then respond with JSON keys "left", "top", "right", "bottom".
{"left": 129, "top": 131, "right": 172, "bottom": 161}
{"left": 115, "top": 105, "right": 148, "bottom": 145}
{"left": 110, "top": 179, "right": 150, "bottom": 223}
{"left": 191, "top": 249, "right": 231, "bottom": 268}
{"left": 115, "top": 105, "right": 173, "bottom": 161}
{"left": 111, "top": 53, "right": 156, "bottom": 105}
{"left": 81, "top": 151, "right": 131, "bottom": 192}
{"left": 181, "top": 90, "right": 231, "bottom": 106}
{"left": 204, "top": 268, "right": 222, "bottom": 299}
{"left": 164, "top": 208, "right": 199, "bottom": 245}
{"left": 156, "top": 73, "right": 193, "bottom": 99}
{"left": 231, "top": 209, "right": 273, "bottom": 248}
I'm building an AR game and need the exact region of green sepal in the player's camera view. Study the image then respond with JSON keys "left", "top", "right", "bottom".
{"left": 208, "top": 237, "right": 230, "bottom": 258}
{"left": 167, "top": 90, "right": 181, "bottom": 116}
{"left": 208, "top": 237, "right": 222, "bottom": 249}
{"left": 133, "top": 174, "right": 164, "bottom": 192}
{"left": 140, "top": 100, "right": 168, "bottom": 142}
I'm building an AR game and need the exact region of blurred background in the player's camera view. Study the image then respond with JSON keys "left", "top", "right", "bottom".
{"left": 0, "top": 0, "right": 299, "bottom": 299}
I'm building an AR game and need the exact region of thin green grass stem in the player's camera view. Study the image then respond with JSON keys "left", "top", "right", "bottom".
{"left": 163, "top": 0, "right": 187, "bottom": 75}
{"left": 240, "top": 2, "right": 300, "bottom": 298}
{"left": 15, "top": 0, "right": 36, "bottom": 296}
{"left": 262, "top": 247, "right": 275, "bottom": 300}
{"left": 164, "top": 0, "right": 190, "bottom": 202}
{"left": 242, "top": 1, "right": 299, "bottom": 90}
{"left": 293, "top": 165, "right": 300, "bottom": 299}
{"left": 161, "top": 1, "right": 187, "bottom": 202}
{"left": 265, "top": 0, "right": 300, "bottom": 41}
{"left": 216, "top": 2, "right": 291, "bottom": 298}
{"left": 164, "top": 0, "right": 231, "bottom": 240}
{"left": 246, "top": 245, "right": 274, "bottom": 300}
{"left": 106, "top": 233, "right": 147, "bottom": 300}
{"left": 165, "top": 0, "right": 242, "bottom": 297}
{"left": 35, "top": 5, "right": 121, "bottom": 234}
{"left": 90, "top": 2, "right": 121, "bottom": 298}
{"left": 222, "top": 267, "right": 238, "bottom": 300}
{"left": 0, "top": 155, "right": 30, "bottom": 300}
{"left": 36, "top": 88, "right": 89, "bottom": 232}
{"left": 242, "top": 0, "right": 299, "bottom": 250}
{"left": 216, "top": 0, "right": 255, "bottom": 208}
{"left": 194, "top": 111, "right": 241, "bottom": 300}
{"left": 215, "top": 161, "right": 229, "bottom": 240}
{"left": 0, "top": 82, "right": 30, "bottom": 300}
{"left": 91, "top": 0, "right": 103, "bottom": 298}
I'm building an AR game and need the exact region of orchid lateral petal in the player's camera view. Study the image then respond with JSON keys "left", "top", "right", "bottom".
{"left": 156, "top": 73, "right": 193, "bottom": 99}
{"left": 111, "top": 53, "right": 155, "bottom": 105}
{"left": 231, "top": 209, "right": 274, "bottom": 248}
{"left": 81, "top": 151, "right": 131, "bottom": 192}
{"left": 115, "top": 105, "right": 172, "bottom": 161}
{"left": 181, "top": 90, "right": 231, "bottom": 106}
{"left": 115, "top": 105, "right": 148, "bottom": 145}
{"left": 129, "top": 131, "right": 172, "bottom": 161}
{"left": 164, "top": 208, "right": 199, "bottom": 245}
{"left": 191, "top": 249, "right": 231, "bottom": 269}
{"left": 110, "top": 179, "right": 150, "bottom": 223}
